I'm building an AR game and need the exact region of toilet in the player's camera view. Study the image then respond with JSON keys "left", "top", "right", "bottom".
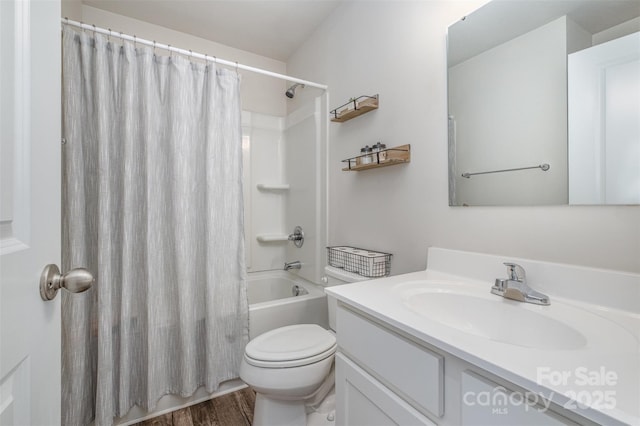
{"left": 240, "top": 266, "right": 368, "bottom": 426}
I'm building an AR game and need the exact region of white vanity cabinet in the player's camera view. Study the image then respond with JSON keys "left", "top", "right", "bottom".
{"left": 334, "top": 303, "right": 590, "bottom": 426}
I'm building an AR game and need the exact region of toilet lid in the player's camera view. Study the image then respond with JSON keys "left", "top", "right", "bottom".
{"left": 245, "top": 324, "right": 336, "bottom": 365}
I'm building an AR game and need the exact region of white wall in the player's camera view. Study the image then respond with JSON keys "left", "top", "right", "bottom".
{"left": 287, "top": 1, "right": 640, "bottom": 274}
{"left": 80, "top": 5, "right": 287, "bottom": 116}
{"left": 61, "top": 0, "right": 82, "bottom": 21}
{"left": 450, "top": 17, "right": 568, "bottom": 206}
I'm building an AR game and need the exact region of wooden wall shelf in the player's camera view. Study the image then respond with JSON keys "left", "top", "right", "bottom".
{"left": 342, "top": 144, "right": 410, "bottom": 171}
{"left": 330, "top": 95, "right": 379, "bottom": 122}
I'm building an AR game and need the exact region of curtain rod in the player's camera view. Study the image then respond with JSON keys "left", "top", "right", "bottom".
{"left": 61, "top": 18, "right": 328, "bottom": 90}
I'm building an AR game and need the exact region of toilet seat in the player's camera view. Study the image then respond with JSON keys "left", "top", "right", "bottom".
{"left": 244, "top": 324, "right": 336, "bottom": 368}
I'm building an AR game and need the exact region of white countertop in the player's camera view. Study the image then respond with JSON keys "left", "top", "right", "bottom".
{"left": 326, "top": 268, "right": 640, "bottom": 425}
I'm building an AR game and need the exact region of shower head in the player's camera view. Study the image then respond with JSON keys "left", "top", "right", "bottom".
{"left": 285, "top": 83, "right": 305, "bottom": 99}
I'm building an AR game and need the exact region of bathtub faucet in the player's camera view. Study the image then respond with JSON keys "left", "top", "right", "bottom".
{"left": 284, "top": 261, "right": 302, "bottom": 271}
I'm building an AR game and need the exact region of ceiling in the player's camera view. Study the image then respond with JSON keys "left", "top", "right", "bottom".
{"left": 83, "top": 0, "right": 343, "bottom": 61}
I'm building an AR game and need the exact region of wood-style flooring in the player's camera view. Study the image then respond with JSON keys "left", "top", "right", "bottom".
{"left": 133, "top": 387, "right": 255, "bottom": 426}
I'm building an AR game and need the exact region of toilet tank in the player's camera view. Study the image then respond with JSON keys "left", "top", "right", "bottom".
{"left": 323, "top": 266, "right": 370, "bottom": 331}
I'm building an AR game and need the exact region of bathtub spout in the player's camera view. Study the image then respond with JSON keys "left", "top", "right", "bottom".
{"left": 284, "top": 261, "right": 301, "bottom": 271}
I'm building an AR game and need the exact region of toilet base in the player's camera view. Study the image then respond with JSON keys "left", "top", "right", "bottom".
{"left": 307, "top": 387, "right": 336, "bottom": 426}
{"left": 253, "top": 389, "right": 336, "bottom": 426}
{"left": 254, "top": 393, "right": 307, "bottom": 426}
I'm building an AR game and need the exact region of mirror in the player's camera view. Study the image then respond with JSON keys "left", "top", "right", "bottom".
{"left": 447, "top": 0, "right": 640, "bottom": 206}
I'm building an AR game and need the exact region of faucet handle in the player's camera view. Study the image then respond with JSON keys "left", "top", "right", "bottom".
{"left": 503, "top": 262, "right": 526, "bottom": 282}
{"left": 493, "top": 278, "right": 508, "bottom": 292}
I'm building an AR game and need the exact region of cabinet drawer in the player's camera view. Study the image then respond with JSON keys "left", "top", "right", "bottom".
{"left": 336, "top": 353, "right": 436, "bottom": 426}
{"left": 337, "top": 306, "right": 444, "bottom": 417}
{"left": 461, "top": 371, "right": 579, "bottom": 425}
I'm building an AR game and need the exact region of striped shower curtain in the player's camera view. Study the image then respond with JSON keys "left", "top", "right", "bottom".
{"left": 61, "top": 26, "right": 249, "bottom": 425}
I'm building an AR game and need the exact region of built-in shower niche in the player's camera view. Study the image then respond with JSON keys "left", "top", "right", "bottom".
{"left": 242, "top": 96, "right": 326, "bottom": 284}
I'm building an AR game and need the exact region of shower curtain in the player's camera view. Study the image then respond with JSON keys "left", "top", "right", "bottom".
{"left": 61, "top": 27, "right": 249, "bottom": 425}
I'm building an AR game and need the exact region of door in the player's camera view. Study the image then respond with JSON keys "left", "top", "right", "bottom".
{"left": 1, "top": 0, "right": 62, "bottom": 424}
{"left": 568, "top": 32, "right": 640, "bottom": 204}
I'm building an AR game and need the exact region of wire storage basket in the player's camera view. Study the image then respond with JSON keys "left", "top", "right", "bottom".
{"left": 327, "top": 246, "right": 392, "bottom": 278}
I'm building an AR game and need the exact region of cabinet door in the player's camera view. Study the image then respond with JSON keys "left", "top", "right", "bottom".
{"left": 461, "top": 371, "right": 578, "bottom": 426}
{"left": 336, "top": 353, "right": 436, "bottom": 426}
{"left": 337, "top": 306, "right": 444, "bottom": 417}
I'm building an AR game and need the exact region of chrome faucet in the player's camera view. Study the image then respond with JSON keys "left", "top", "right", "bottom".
{"left": 284, "top": 260, "right": 302, "bottom": 271}
{"left": 491, "top": 263, "right": 550, "bottom": 305}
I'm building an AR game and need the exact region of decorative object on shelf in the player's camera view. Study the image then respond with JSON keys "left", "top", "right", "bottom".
{"left": 330, "top": 95, "right": 379, "bottom": 122}
{"left": 327, "top": 246, "right": 392, "bottom": 278}
{"left": 342, "top": 144, "right": 410, "bottom": 171}
{"left": 256, "top": 183, "right": 290, "bottom": 190}
{"left": 371, "top": 142, "right": 387, "bottom": 161}
{"left": 359, "top": 145, "right": 373, "bottom": 165}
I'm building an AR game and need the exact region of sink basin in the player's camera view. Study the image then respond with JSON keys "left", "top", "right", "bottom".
{"left": 402, "top": 287, "right": 587, "bottom": 350}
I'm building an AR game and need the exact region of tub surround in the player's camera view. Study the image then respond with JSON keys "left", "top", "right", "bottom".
{"left": 326, "top": 247, "right": 640, "bottom": 425}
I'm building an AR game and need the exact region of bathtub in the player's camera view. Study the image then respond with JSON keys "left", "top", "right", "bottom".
{"left": 247, "top": 270, "right": 328, "bottom": 339}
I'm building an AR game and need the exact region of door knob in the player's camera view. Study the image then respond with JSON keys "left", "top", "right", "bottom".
{"left": 39, "top": 264, "right": 94, "bottom": 301}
